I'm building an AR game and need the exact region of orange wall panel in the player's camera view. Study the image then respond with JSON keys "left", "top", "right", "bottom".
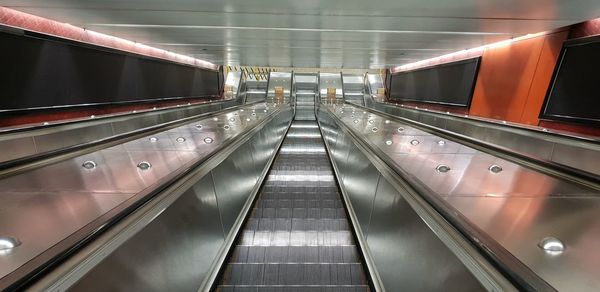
{"left": 469, "top": 36, "right": 546, "bottom": 122}
{"left": 520, "top": 31, "right": 569, "bottom": 125}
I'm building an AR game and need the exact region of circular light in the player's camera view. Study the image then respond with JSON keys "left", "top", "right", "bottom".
{"left": 176, "top": 137, "right": 186, "bottom": 143}
{"left": 489, "top": 165, "right": 503, "bottom": 173}
{"left": 223, "top": 125, "right": 230, "bottom": 130}
{"left": 368, "top": 120, "right": 374, "bottom": 124}
{"left": 213, "top": 117, "right": 219, "bottom": 121}
{"left": 437, "top": 140, "right": 446, "bottom": 146}
{"left": 132, "top": 110, "right": 137, "bottom": 113}
{"left": 153, "top": 107, "right": 157, "bottom": 110}
{"left": 82, "top": 160, "right": 97, "bottom": 170}
{"left": 410, "top": 139, "right": 420, "bottom": 146}
{"left": 0, "top": 236, "right": 21, "bottom": 252}
{"left": 264, "top": 109, "right": 268, "bottom": 113}
{"left": 353, "top": 120, "right": 359, "bottom": 124}
{"left": 137, "top": 161, "right": 152, "bottom": 170}
{"left": 204, "top": 137, "right": 214, "bottom": 144}
{"left": 229, "top": 118, "right": 235, "bottom": 122}
{"left": 195, "top": 124, "right": 203, "bottom": 129}
{"left": 398, "top": 127, "right": 405, "bottom": 132}
{"left": 385, "top": 120, "right": 391, "bottom": 124}
{"left": 246, "top": 118, "right": 251, "bottom": 122}
{"left": 436, "top": 165, "right": 451, "bottom": 173}
{"left": 149, "top": 137, "right": 158, "bottom": 142}
{"left": 90, "top": 115, "right": 95, "bottom": 119}
{"left": 240, "top": 109, "right": 245, "bottom": 112}
{"left": 372, "top": 127, "right": 378, "bottom": 132}
{"left": 363, "top": 111, "right": 366, "bottom": 114}
{"left": 385, "top": 140, "right": 393, "bottom": 146}
{"left": 538, "top": 237, "right": 565, "bottom": 253}
{"left": 42, "top": 122, "right": 49, "bottom": 126}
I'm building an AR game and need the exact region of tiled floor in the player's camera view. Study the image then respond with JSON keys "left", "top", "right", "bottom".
{"left": 216, "top": 117, "right": 370, "bottom": 292}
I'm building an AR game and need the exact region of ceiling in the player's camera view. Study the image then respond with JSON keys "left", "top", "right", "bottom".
{"left": 1, "top": 0, "right": 600, "bottom": 68}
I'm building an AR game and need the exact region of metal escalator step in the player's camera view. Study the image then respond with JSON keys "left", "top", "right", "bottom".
{"left": 217, "top": 119, "right": 370, "bottom": 291}
{"left": 220, "top": 263, "right": 368, "bottom": 286}
{"left": 216, "top": 285, "right": 370, "bottom": 292}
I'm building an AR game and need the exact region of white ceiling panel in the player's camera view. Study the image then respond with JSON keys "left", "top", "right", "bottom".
{"left": 2, "top": 0, "right": 599, "bottom": 68}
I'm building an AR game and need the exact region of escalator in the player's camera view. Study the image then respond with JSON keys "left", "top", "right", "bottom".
{"left": 216, "top": 95, "right": 371, "bottom": 291}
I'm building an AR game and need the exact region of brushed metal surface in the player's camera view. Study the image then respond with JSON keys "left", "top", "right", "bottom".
{"left": 33, "top": 124, "right": 115, "bottom": 154}
{"left": 0, "top": 191, "right": 134, "bottom": 279}
{"left": 445, "top": 196, "right": 600, "bottom": 292}
{"left": 0, "top": 102, "right": 284, "bottom": 288}
{"left": 0, "top": 136, "right": 37, "bottom": 163}
{"left": 372, "top": 102, "right": 600, "bottom": 177}
{"left": 325, "top": 102, "right": 600, "bottom": 291}
{"left": 367, "top": 176, "right": 485, "bottom": 291}
{"left": 70, "top": 174, "right": 224, "bottom": 292}
{"left": 317, "top": 108, "right": 488, "bottom": 291}
{"left": 211, "top": 144, "right": 259, "bottom": 234}
{"left": 340, "top": 149, "right": 380, "bottom": 234}
{"left": 0, "top": 101, "right": 237, "bottom": 164}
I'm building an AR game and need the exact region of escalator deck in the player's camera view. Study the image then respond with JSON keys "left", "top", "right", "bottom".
{"left": 217, "top": 119, "right": 370, "bottom": 291}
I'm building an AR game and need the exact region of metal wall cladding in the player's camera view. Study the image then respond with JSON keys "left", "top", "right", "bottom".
{"left": 316, "top": 106, "right": 484, "bottom": 291}
{"left": 70, "top": 107, "right": 293, "bottom": 291}
{"left": 372, "top": 102, "right": 600, "bottom": 177}
{"left": 0, "top": 101, "right": 233, "bottom": 164}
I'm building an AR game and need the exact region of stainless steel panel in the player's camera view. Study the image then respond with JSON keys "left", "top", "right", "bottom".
{"left": 0, "top": 191, "right": 134, "bottom": 279}
{"left": 342, "top": 149, "right": 380, "bottom": 234}
{"left": 110, "top": 114, "right": 163, "bottom": 134}
{"left": 325, "top": 103, "right": 600, "bottom": 291}
{"left": 211, "top": 145, "right": 258, "bottom": 234}
{"left": 551, "top": 143, "right": 600, "bottom": 176}
{"left": 71, "top": 174, "right": 225, "bottom": 292}
{"left": 0, "top": 136, "right": 37, "bottom": 163}
{"left": 33, "top": 124, "right": 114, "bottom": 154}
{"left": 377, "top": 102, "right": 600, "bottom": 176}
{"left": 0, "top": 147, "right": 146, "bottom": 193}
{"left": 367, "top": 176, "right": 484, "bottom": 291}
{"left": 445, "top": 196, "right": 600, "bottom": 291}
{"left": 0, "top": 103, "right": 282, "bottom": 287}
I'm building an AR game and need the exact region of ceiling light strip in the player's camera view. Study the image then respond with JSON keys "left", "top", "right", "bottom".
{"left": 88, "top": 23, "right": 509, "bottom": 36}
{"left": 392, "top": 31, "right": 548, "bottom": 73}
{"left": 0, "top": 7, "right": 217, "bottom": 70}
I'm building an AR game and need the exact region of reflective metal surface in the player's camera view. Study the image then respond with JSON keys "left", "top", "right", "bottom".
{"left": 371, "top": 101, "right": 600, "bottom": 177}
{"left": 0, "top": 102, "right": 284, "bottom": 289}
{"left": 294, "top": 73, "right": 318, "bottom": 121}
{"left": 317, "top": 107, "right": 487, "bottom": 291}
{"left": 323, "top": 102, "right": 600, "bottom": 291}
{"left": 69, "top": 108, "right": 292, "bottom": 291}
{"left": 217, "top": 118, "right": 370, "bottom": 291}
{"left": 0, "top": 100, "right": 237, "bottom": 165}
{"left": 319, "top": 73, "right": 344, "bottom": 101}
{"left": 342, "top": 74, "right": 366, "bottom": 106}
{"left": 266, "top": 71, "right": 292, "bottom": 102}
{"left": 71, "top": 174, "right": 224, "bottom": 291}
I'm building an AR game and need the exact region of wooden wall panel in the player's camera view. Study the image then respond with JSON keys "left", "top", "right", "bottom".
{"left": 520, "top": 31, "right": 569, "bottom": 125}
{"left": 469, "top": 36, "right": 545, "bottom": 122}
